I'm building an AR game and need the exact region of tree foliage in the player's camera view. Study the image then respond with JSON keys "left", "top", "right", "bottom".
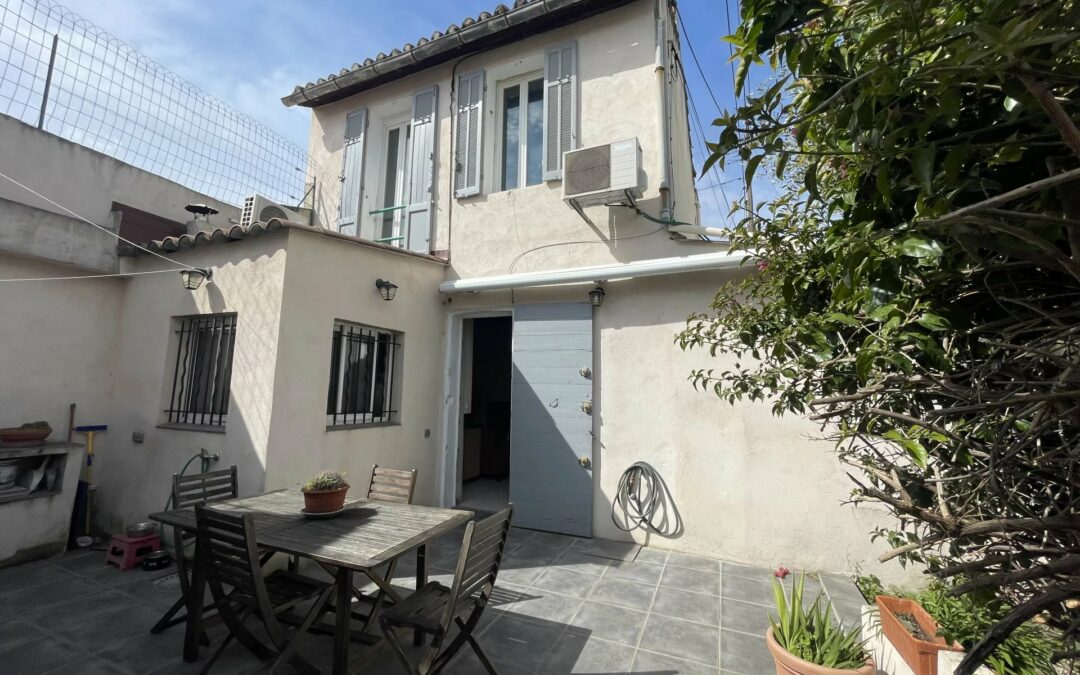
{"left": 679, "top": 0, "right": 1080, "bottom": 672}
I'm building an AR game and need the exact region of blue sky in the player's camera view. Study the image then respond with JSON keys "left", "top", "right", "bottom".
{"left": 58, "top": 0, "right": 752, "bottom": 227}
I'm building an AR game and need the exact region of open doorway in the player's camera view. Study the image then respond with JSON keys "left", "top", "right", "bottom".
{"left": 456, "top": 316, "right": 512, "bottom": 514}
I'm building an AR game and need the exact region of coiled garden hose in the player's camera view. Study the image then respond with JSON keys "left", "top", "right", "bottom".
{"left": 611, "top": 462, "right": 682, "bottom": 536}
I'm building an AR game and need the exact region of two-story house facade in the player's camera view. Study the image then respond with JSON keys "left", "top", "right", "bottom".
{"left": 1, "top": 0, "right": 903, "bottom": 578}
{"left": 276, "top": 0, "right": 895, "bottom": 573}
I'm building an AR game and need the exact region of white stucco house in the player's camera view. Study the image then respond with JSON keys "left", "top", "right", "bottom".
{"left": 0, "top": 0, "right": 904, "bottom": 581}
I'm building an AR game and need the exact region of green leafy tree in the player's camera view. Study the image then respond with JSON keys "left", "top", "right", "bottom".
{"left": 678, "top": 0, "right": 1080, "bottom": 672}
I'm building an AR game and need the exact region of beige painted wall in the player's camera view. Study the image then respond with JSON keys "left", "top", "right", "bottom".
{"left": 0, "top": 252, "right": 120, "bottom": 438}
{"left": 100, "top": 235, "right": 289, "bottom": 530}
{"left": 264, "top": 230, "right": 448, "bottom": 502}
{"left": 442, "top": 275, "right": 911, "bottom": 583}
{"left": 306, "top": 0, "right": 702, "bottom": 278}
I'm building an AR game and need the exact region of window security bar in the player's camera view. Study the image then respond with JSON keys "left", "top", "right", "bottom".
{"left": 326, "top": 323, "right": 400, "bottom": 427}
{"left": 166, "top": 314, "right": 237, "bottom": 426}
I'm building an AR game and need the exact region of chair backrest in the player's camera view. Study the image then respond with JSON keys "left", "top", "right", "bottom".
{"left": 442, "top": 505, "right": 514, "bottom": 626}
{"left": 194, "top": 504, "right": 274, "bottom": 618}
{"left": 173, "top": 465, "right": 239, "bottom": 509}
{"left": 366, "top": 465, "right": 417, "bottom": 504}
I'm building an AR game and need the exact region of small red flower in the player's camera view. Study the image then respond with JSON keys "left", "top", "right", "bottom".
{"left": 756, "top": 260, "right": 770, "bottom": 272}
{"left": 774, "top": 566, "right": 791, "bottom": 579}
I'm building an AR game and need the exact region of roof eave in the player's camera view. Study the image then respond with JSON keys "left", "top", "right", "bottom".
{"left": 282, "top": 0, "right": 639, "bottom": 109}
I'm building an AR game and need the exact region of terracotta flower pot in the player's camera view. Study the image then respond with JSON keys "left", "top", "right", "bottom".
{"left": 766, "top": 628, "right": 875, "bottom": 675}
{"left": 876, "top": 595, "right": 963, "bottom": 675}
{"left": 302, "top": 485, "right": 349, "bottom": 513}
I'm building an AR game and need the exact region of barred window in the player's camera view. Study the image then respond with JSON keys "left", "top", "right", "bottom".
{"left": 327, "top": 322, "right": 401, "bottom": 427}
{"left": 166, "top": 314, "right": 237, "bottom": 427}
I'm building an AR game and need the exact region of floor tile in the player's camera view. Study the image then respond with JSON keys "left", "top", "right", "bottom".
{"left": 52, "top": 603, "right": 165, "bottom": 654}
{"left": 720, "top": 561, "right": 772, "bottom": 581}
{"left": 527, "top": 531, "right": 581, "bottom": 552}
{"left": 26, "top": 587, "right": 141, "bottom": 630}
{"left": 639, "top": 614, "right": 719, "bottom": 667}
{"left": 633, "top": 547, "right": 670, "bottom": 565}
{"left": 832, "top": 599, "right": 865, "bottom": 630}
{"left": 820, "top": 572, "right": 866, "bottom": 605}
{"left": 589, "top": 577, "right": 656, "bottom": 611}
{"left": 568, "top": 601, "right": 648, "bottom": 646}
{"left": 667, "top": 552, "right": 721, "bottom": 573}
{"left": 660, "top": 566, "right": 720, "bottom": 596}
{"left": 42, "top": 656, "right": 133, "bottom": 675}
{"left": 720, "top": 574, "right": 774, "bottom": 606}
{"left": 605, "top": 560, "right": 664, "bottom": 586}
{"left": 633, "top": 648, "right": 719, "bottom": 674}
{"left": 720, "top": 628, "right": 773, "bottom": 675}
{"left": 48, "top": 551, "right": 112, "bottom": 576}
{"left": 0, "top": 618, "right": 48, "bottom": 651}
{"left": 652, "top": 586, "right": 720, "bottom": 626}
{"left": 507, "top": 542, "right": 563, "bottom": 566}
{"left": 2, "top": 573, "right": 105, "bottom": 610}
{"left": 0, "top": 563, "right": 77, "bottom": 597}
{"left": 497, "top": 563, "right": 545, "bottom": 588}
{"left": 570, "top": 538, "right": 640, "bottom": 561}
{"left": 482, "top": 615, "right": 566, "bottom": 672}
{"left": 96, "top": 631, "right": 190, "bottom": 675}
{"left": 532, "top": 567, "right": 601, "bottom": 597}
{"left": 0, "top": 636, "right": 86, "bottom": 674}
{"left": 550, "top": 551, "right": 611, "bottom": 577}
{"left": 721, "top": 597, "right": 772, "bottom": 635}
{"left": 541, "top": 633, "right": 635, "bottom": 674}
{"left": 497, "top": 588, "right": 584, "bottom": 624}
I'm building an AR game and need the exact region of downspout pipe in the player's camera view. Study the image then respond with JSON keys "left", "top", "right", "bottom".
{"left": 655, "top": 0, "right": 673, "bottom": 221}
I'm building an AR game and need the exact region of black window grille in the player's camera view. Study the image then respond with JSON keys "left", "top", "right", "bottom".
{"left": 327, "top": 322, "right": 400, "bottom": 426}
{"left": 166, "top": 314, "right": 237, "bottom": 426}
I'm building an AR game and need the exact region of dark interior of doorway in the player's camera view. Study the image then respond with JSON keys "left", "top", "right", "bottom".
{"left": 459, "top": 316, "right": 512, "bottom": 514}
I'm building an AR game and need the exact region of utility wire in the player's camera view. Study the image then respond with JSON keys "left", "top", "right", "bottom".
{"left": 0, "top": 169, "right": 199, "bottom": 270}
{"left": 674, "top": 5, "right": 723, "bottom": 115}
{"left": 0, "top": 269, "right": 184, "bottom": 282}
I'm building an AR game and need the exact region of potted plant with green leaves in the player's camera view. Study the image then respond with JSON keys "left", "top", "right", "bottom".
{"left": 300, "top": 470, "right": 349, "bottom": 514}
{"left": 766, "top": 575, "right": 874, "bottom": 675}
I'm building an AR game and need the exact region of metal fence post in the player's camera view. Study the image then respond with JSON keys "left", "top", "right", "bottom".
{"left": 37, "top": 33, "right": 59, "bottom": 130}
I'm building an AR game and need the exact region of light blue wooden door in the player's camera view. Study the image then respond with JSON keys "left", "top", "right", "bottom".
{"left": 510, "top": 303, "right": 593, "bottom": 536}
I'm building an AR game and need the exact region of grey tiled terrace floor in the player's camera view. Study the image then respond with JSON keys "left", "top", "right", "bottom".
{"left": 0, "top": 527, "right": 863, "bottom": 674}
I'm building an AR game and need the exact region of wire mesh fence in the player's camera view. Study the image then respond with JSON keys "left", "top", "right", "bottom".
{"left": 0, "top": 0, "right": 310, "bottom": 207}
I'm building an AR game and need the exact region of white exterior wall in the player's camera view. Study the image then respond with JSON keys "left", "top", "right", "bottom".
{"left": 264, "top": 231, "right": 447, "bottom": 502}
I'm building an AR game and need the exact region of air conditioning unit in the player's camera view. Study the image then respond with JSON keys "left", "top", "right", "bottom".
{"left": 239, "top": 194, "right": 304, "bottom": 227}
{"left": 563, "top": 138, "right": 645, "bottom": 209}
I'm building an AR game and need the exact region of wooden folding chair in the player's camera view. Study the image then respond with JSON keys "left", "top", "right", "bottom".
{"left": 379, "top": 505, "right": 514, "bottom": 675}
{"left": 151, "top": 466, "right": 239, "bottom": 635}
{"left": 194, "top": 504, "right": 334, "bottom": 675}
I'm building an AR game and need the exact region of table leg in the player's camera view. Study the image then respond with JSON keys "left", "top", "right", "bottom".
{"left": 334, "top": 567, "right": 352, "bottom": 675}
{"left": 414, "top": 544, "right": 427, "bottom": 646}
{"left": 183, "top": 543, "right": 206, "bottom": 662}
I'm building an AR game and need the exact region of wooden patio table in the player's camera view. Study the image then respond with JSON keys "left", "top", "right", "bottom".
{"left": 148, "top": 489, "right": 473, "bottom": 674}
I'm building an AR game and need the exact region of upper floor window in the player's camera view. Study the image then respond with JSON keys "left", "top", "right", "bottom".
{"left": 500, "top": 76, "right": 544, "bottom": 191}
{"left": 164, "top": 314, "right": 237, "bottom": 428}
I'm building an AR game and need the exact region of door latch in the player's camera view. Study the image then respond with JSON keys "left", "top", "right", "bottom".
{"left": 580, "top": 400, "right": 593, "bottom": 414}
{"left": 578, "top": 456, "right": 592, "bottom": 469}
{"left": 579, "top": 366, "right": 592, "bottom": 379}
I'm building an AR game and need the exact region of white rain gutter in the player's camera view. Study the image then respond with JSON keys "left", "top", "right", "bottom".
{"left": 439, "top": 250, "right": 751, "bottom": 293}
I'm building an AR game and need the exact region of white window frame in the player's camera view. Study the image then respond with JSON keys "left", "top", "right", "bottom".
{"left": 326, "top": 321, "right": 401, "bottom": 428}
{"left": 371, "top": 118, "right": 411, "bottom": 246}
{"left": 494, "top": 71, "right": 545, "bottom": 193}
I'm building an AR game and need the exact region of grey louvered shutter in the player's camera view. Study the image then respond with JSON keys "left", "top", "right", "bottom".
{"left": 405, "top": 85, "right": 438, "bottom": 252}
{"left": 543, "top": 42, "right": 577, "bottom": 181}
{"left": 454, "top": 69, "right": 484, "bottom": 198}
{"left": 337, "top": 108, "right": 367, "bottom": 234}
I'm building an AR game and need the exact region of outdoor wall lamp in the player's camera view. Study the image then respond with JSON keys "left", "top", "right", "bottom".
{"left": 588, "top": 285, "right": 605, "bottom": 307}
{"left": 376, "top": 278, "right": 398, "bottom": 301}
{"left": 180, "top": 268, "right": 212, "bottom": 290}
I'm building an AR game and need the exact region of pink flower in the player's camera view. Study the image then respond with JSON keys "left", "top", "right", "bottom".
{"left": 756, "top": 260, "right": 770, "bottom": 272}
{"left": 774, "top": 566, "right": 791, "bottom": 579}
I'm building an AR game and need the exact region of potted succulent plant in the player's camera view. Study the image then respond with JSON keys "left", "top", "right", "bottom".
{"left": 876, "top": 595, "right": 963, "bottom": 675}
{"left": 766, "top": 575, "right": 875, "bottom": 675}
{"left": 300, "top": 470, "right": 349, "bottom": 514}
